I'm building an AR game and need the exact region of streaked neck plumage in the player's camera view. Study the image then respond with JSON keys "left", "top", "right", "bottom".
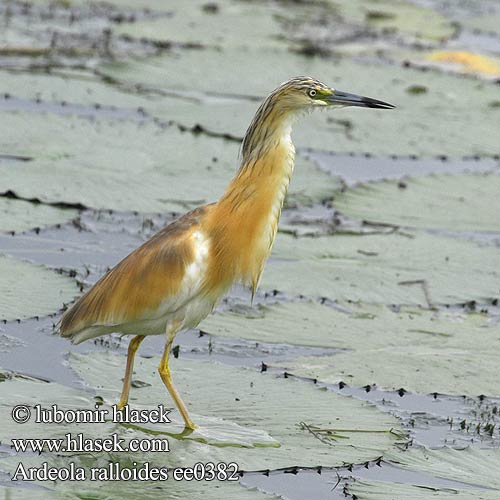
{"left": 205, "top": 96, "right": 298, "bottom": 297}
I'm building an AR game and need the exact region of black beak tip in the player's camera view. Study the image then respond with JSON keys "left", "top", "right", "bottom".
{"left": 362, "top": 97, "right": 396, "bottom": 109}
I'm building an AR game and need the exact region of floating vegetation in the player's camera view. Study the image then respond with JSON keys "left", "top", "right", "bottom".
{"left": 0, "top": 112, "right": 337, "bottom": 213}
{"left": 0, "top": 197, "right": 77, "bottom": 233}
{"left": 1, "top": 0, "right": 500, "bottom": 498}
{"left": 203, "top": 301, "right": 500, "bottom": 396}
{"left": 261, "top": 231, "right": 500, "bottom": 305}
{"left": 334, "top": 172, "right": 500, "bottom": 232}
{"left": 0, "top": 255, "right": 79, "bottom": 321}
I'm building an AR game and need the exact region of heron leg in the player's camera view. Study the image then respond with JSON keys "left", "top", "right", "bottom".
{"left": 117, "top": 334, "right": 145, "bottom": 410}
{"left": 158, "top": 324, "right": 196, "bottom": 430}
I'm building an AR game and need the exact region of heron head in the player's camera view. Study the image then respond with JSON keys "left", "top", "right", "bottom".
{"left": 274, "top": 76, "right": 395, "bottom": 112}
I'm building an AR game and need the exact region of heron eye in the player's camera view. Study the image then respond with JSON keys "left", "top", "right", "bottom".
{"left": 308, "top": 89, "right": 317, "bottom": 98}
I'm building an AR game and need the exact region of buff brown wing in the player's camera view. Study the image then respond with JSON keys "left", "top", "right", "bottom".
{"left": 59, "top": 206, "right": 209, "bottom": 343}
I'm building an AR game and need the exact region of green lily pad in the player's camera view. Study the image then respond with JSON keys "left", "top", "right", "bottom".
{"left": 0, "top": 197, "right": 77, "bottom": 233}
{"left": 0, "top": 486, "right": 62, "bottom": 500}
{"left": 2, "top": 51, "right": 498, "bottom": 159}
{"left": 350, "top": 479, "right": 499, "bottom": 499}
{"left": 0, "top": 480, "right": 275, "bottom": 500}
{"left": 262, "top": 231, "right": 500, "bottom": 305}
{"left": 202, "top": 301, "right": 345, "bottom": 348}
{"left": 334, "top": 173, "right": 500, "bottom": 232}
{"left": 0, "top": 3, "right": 102, "bottom": 59}
{"left": 0, "top": 70, "right": 340, "bottom": 205}
{"left": 0, "top": 411, "right": 275, "bottom": 500}
{"left": 202, "top": 300, "right": 500, "bottom": 396}
{"left": 69, "top": 351, "right": 403, "bottom": 468}
{"left": 0, "top": 352, "right": 403, "bottom": 495}
{"left": 0, "top": 68, "right": 151, "bottom": 108}
{"left": 463, "top": 11, "right": 500, "bottom": 37}
{"left": 0, "top": 377, "right": 275, "bottom": 498}
{"left": 0, "top": 254, "right": 79, "bottom": 321}
{"left": 273, "top": 318, "right": 500, "bottom": 397}
{"left": 387, "top": 446, "right": 500, "bottom": 489}
{"left": 0, "top": 69, "right": 258, "bottom": 153}
{"left": 98, "top": 47, "right": 500, "bottom": 157}
{"left": 0, "top": 21, "right": 40, "bottom": 52}
{"left": 110, "top": 0, "right": 454, "bottom": 48}
{"left": 3, "top": 64, "right": 371, "bottom": 162}
{"left": 113, "top": 1, "right": 285, "bottom": 50}
{"left": 0, "top": 112, "right": 337, "bottom": 212}
{"left": 201, "top": 300, "right": 473, "bottom": 350}
{"left": 350, "top": 447, "right": 500, "bottom": 499}
{"left": 25, "top": 0, "right": 230, "bottom": 14}
{"left": 335, "top": 0, "right": 456, "bottom": 41}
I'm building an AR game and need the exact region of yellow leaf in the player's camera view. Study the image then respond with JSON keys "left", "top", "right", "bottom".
{"left": 427, "top": 50, "right": 500, "bottom": 76}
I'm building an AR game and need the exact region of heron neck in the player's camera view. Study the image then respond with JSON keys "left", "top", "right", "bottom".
{"left": 205, "top": 113, "right": 296, "bottom": 295}
{"left": 225, "top": 113, "right": 296, "bottom": 213}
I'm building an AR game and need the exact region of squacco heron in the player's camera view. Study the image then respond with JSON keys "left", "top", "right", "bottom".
{"left": 60, "top": 77, "right": 394, "bottom": 430}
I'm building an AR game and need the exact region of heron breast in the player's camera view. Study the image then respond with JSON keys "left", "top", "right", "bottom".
{"left": 159, "top": 229, "right": 219, "bottom": 330}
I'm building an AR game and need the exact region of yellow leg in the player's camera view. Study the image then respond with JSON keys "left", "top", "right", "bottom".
{"left": 117, "top": 335, "right": 145, "bottom": 410}
{"left": 158, "top": 332, "right": 196, "bottom": 430}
